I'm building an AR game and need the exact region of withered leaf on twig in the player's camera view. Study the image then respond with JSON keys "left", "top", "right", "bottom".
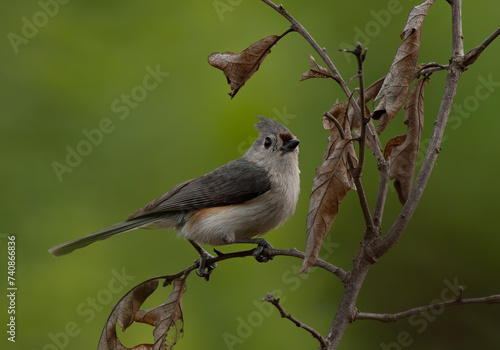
{"left": 98, "top": 279, "right": 159, "bottom": 350}
{"left": 208, "top": 35, "right": 281, "bottom": 98}
{"left": 301, "top": 100, "right": 357, "bottom": 273}
{"left": 383, "top": 134, "right": 407, "bottom": 160}
{"left": 373, "top": 0, "right": 435, "bottom": 134}
{"left": 300, "top": 55, "right": 333, "bottom": 81}
{"left": 98, "top": 278, "right": 187, "bottom": 350}
{"left": 384, "top": 76, "right": 429, "bottom": 205}
{"left": 135, "top": 278, "right": 186, "bottom": 350}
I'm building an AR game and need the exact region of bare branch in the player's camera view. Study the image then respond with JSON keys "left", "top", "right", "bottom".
{"left": 346, "top": 44, "right": 368, "bottom": 178}
{"left": 345, "top": 43, "right": 376, "bottom": 234}
{"left": 356, "top": 293, "right": 500, "bottom": 322}
{"left": 144, "top": 244, "right": 348, "bottom": 285}
{"left": 263, "top": 293, "right": 329, "bottom": 349}
{"left": 210, "top": 246, "right": 349, "bottom": 283}
{"left": 366, "top": 120, "right": 385, "bottom": 163}
{"left": 346, "top": 156, "right": 374, "bottom": 234}
{"left": 450, "top": 0, "right": 464, "bottom": 57}
{"left": 464, "top": 27, "right": 500, "bottom": 66}
{"left": 416, "top": 62, "right": 449, "bottom": 78}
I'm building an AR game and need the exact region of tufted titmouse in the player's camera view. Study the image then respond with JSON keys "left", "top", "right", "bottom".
{"left": 49, "top": 117, "right": 300, "bottom": 276}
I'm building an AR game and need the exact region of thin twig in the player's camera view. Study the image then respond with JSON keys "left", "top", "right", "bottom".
{"left": 346, "top": 157, "right": 374, "bottom": 234}
{"left": 415, "top": 62, "right": 449, "bottom": 78}
{"left": 464, "top": 27, "right": 500, "bottom": 66}
{"left": 260, "top": 0, "right": 349, "bottom": 96}
{"left": 140, "top": 244, "right": 347, "bottom": 286}
{"left": 209, "top": 246, "right": 349, "bottom": 282}
{"left": 263, "top": 293, "right": 329, "bottom": 349}
{"left": 344, "top": 43, "right": 375, "bottom": 233}
{"left": 324, "top": 110, "right": 375, "bottom": 233}
{"left": 352, "top": 44, "right": 368, "bottom": 178}
{"left": 356, "top": 294, "right": 500, "bottom": 322}
{"left": 372, "top": 157, "right": 389, "bottom": 230}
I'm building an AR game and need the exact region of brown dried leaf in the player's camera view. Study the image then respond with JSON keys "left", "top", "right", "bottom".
{"left": 208, "top": 35, "right": 280, "bottom": 98}
{"left": 98, "top": 278, "right": 187, "bottom": 350}
{"left": 99, "top": 279, "right": 159, "bottom": 350}
{"left": 300, "top": 55, "right": 332, "bottom": 81}
{"left": 301, "top": 100, "right": 357, "bottom": 273}
{"left": 383, "top": 134, "right": 407, "bottom": 160}
{"left": 373, "top": 0, "right": 435, "bottom": 134}
{"left": 134, "top": 278, "right": 186, "bottom": 350}
{"left": 385, "top": 77, "right": 429, "bottom": 204}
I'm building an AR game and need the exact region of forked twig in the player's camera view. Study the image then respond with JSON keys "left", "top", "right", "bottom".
{"left": 356, "top": 292, "right": 500, "bottom": 322}
{"left": 263, "top": 293, "right": 329, "bottom": 349}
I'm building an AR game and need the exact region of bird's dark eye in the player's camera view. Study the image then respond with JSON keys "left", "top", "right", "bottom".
{"left": 264, "top": 137, "right": 272, "bottom": 149}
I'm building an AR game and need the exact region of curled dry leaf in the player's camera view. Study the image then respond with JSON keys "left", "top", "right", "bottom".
{"left": 134, "top": 278, "right": 186, "bottom": 350}
{"left": 301, "top": 100, "right": 357, "bottom": 273}
{"left": 208, "top": 35, "right": 281, "bottom": 98}
{"left": 99, "top": 279, "right": 159, "bottom": 350}
{"left": 373, "top": 0, "right": 435, "bottom": 134}
{"left": 384, "top": 76, "right": 430, "bottom": 205}
{"left": 300, "top": 54, "right": 333, "bottom": 81}
{"left": 98, "top": 278, "right": 187, "bottom": 350}
{"left": 383, "top": 134, "right": 407, "bottom": 160}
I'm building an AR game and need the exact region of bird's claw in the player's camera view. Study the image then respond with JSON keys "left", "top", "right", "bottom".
{"left": 189, "top": 240, "right": 217, "bottom": 280}
{"left": 251, "top": 239, "right": 274, "bottom": 263}
{"left": 196, "top": 252, "right": 217, "bottom": 280}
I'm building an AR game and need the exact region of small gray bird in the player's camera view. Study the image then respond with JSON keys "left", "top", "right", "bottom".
{"left": 49, "top": 117, "right": 300, "bottom": 276}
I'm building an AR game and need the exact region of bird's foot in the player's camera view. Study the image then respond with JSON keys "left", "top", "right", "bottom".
{"left": 234, "top": 238, "right": 274, "bottom": 263}
{"left": 189, "top": 240, "right": 217, "bottom": 281}
{"left": 197, "top": 250, "right": 217, "bottom": 280}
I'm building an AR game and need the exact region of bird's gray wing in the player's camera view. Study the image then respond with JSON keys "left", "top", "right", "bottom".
{"left": 126, "top": 158, "right": 271, "bottom": 220}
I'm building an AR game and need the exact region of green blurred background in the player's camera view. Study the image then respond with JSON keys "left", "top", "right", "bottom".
{"left": 1, "top": 1, "right": 499, "bottom": 349}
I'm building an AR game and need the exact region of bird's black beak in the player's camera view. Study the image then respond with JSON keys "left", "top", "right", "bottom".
{"left": 280, "top": 139, "right": 300, "bottom": 153}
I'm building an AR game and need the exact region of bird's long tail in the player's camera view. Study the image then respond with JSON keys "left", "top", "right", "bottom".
{"left": 48, "top": 215, "right": 164, "bottom": 257}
